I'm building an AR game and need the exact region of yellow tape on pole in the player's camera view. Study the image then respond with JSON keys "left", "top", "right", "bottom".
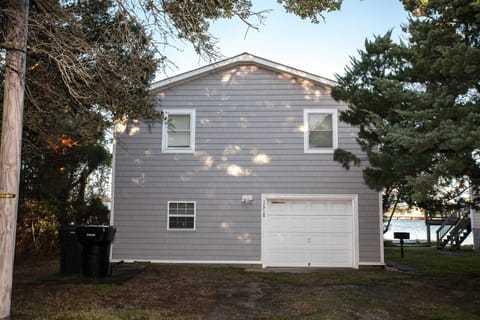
{"left": 0, "top": 194, "right": 15, "bottom": 199}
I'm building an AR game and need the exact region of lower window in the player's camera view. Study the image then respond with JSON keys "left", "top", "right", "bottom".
{"left": 168, "top": 201, "right": 196, "bottom": 230}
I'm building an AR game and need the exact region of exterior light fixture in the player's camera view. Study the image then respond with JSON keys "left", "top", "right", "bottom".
{"left": 242, "top": 195, "right": 253, "bottom": 204}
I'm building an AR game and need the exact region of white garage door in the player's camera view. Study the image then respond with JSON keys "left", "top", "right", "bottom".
{"left": 264, "top": 197, "right": 356, "bottom": 268}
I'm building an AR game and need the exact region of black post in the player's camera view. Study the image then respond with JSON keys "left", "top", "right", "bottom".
{"left": 394, "top": 232, "right": 410, "bottom": 259}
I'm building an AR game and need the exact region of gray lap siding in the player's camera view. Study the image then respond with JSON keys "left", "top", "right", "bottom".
{"left": 111, "top": 66, "right": 381, "bottom": 264}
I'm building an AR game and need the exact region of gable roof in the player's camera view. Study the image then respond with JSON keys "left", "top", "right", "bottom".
{"left": 150, "top": 52, "right": 336, "bottom": 91}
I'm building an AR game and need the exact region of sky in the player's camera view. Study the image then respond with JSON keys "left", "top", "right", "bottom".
{"left": 159, "top": 0, "right": 410, "bottom": 82}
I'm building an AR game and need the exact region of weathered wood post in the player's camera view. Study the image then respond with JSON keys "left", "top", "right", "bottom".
{"left": 0, "top": 0, "right": 29, "bottom": 318}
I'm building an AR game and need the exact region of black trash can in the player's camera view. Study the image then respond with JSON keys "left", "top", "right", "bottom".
{"left": 76, "top": 225, "right": 116, "bottom": 278}
{"left": 58, "top": 224, "right": 83, "bottom": 274}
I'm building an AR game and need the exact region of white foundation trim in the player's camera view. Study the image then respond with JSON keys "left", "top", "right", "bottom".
{"left": 110, "top": 259, "right": 262, "bottom": 265}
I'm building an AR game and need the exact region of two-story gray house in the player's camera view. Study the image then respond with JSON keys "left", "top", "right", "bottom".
{"left": 111, "top": 53, "right": 383, "bottom": 268}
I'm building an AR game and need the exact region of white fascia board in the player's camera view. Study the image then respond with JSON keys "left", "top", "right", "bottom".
{"left": 150, "top": 52, "right": 336, "bottom": 91}
{"left": 254, "top": 54, "right": 336, "bottom": 87}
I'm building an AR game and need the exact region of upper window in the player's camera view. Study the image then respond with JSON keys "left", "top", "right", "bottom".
{"left": 162, "top": 109, "right": 196, "bottom": 153}
{"left": 168, "top": 201, "right": 196, "bottom": 230}
{"left": 304, "top": 109, "right": 338, "bottom": 153}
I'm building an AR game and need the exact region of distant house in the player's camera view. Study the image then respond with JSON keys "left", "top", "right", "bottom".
{"left": 110, "top": 53, "right": 383, "bottom": 268}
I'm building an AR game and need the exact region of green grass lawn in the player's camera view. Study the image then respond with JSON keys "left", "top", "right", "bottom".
{"left": 11, "top": 247, "right": 480, "bottom": 320}
{"left": 385, "top": 245, "right": 480, "bottom": 277}
{"left": 384, "top": 246, "right": 480, "bottom": 320}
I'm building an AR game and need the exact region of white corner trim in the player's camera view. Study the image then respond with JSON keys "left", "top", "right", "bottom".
{"left": 379, "top": 192, "right": 385, "bottom": 265}
{"left": 110, "top": 141, "right": 116, "bottom": 227}
{"left": 109, "top": 129, "right": 118, "bottom": 262}
{"left": 110, "top": 119, "right": 127, "bottom": 227}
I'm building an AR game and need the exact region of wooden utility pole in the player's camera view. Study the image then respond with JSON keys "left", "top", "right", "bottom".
{"left": 0, "top": 0, "right": 29, "bottom": 318}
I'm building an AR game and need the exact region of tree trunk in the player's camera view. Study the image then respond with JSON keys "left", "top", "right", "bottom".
{"left": 0, "top": 0, "right": 29, "bottom": 318}
{"left": 383, "top": 196, "right": 400, "bottom": 234}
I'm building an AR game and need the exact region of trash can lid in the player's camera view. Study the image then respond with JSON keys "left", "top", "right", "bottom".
{"left": 59, "top": 224, "right": 80, "bottom": 231}
{"left": 76, "top": 225, "right": 116, "bottom": 243}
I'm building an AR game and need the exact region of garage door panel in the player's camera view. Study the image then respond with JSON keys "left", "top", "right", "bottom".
{"left": 268, "top": 255, "right": 308, "bottom": 267}
{"left": 305, "top": 217, "right": 352, "bottom": 233}
{"left": 309, "top": 233, "right": 353, "bottom": 249}
{"left": 289, "top": 202, "right": 309, "bottom": 212}
{"left": 268, "top": 203, "right": 290, "bottom": 215}
{"left": 327, "top": 216, "right": 353, "bottom": 232}
{"left": 307, "top": 216, "right": 351, "bottom": 231}
{"left": 303, "top": 219, "right": 332, "bottom": 233}
{"left": 310, "top": 201, "right": 352, "bottom": 215}
{"left": 267, "top": 247, "right": 308, "bottom": 267}
{"left": 328, "top": 233, "right": 353, "bottom": 246}
{"left": 267, "top": 233, "right": 307, "bottom": 249}
{"left": 270, "top": 217, "right": 349, "bottom": 234}
{"left": 269, "top": 201, "right": 308, "bottom": 215}
{"left": 267, "top": 216, "right": 310, "bottom": 232}
{"left": 265, "top": 197, "right": 355, "bottom": 268}
{"left": 309, "top": 250, "right": 353, "bottom": 267}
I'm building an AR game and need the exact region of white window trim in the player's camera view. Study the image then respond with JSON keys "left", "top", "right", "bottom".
{"left": 167, "top": 201, "right": 196, "bottom": 231}
{"left": 304, "top": 108, "right": 338, "bottom": 154}
{"left": 162, "top": 109, "right": 196, "bottom": 153}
